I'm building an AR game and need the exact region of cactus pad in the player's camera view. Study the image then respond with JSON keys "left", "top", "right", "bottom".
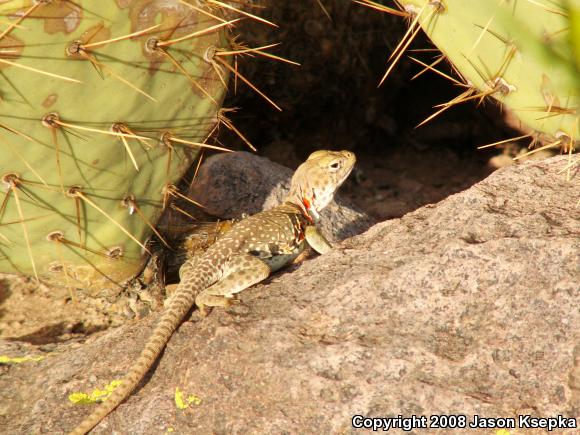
{"left": 0, "top": 0, "right": 229, "bottom": 289}
{"left": 394, "top": 0, "right": 578, "bottom": 149}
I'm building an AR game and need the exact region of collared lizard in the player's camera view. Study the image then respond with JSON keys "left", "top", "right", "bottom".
{"left": 69, "top": 150, "right": 356, "bottom": 435}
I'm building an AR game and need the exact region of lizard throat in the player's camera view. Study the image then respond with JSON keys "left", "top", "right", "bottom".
{"left": 300, "top": 196, "right": 318, "bottom": 222}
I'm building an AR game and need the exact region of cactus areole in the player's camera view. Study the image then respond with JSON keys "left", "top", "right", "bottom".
{"left": 0, "top": 1, "right": 229, "bottom": 289}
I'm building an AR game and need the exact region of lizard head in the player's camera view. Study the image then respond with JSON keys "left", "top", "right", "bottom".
{"left": 287, "top": 150, "right": 356, "bottom": 219}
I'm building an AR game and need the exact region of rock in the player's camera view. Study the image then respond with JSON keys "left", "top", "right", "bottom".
{"left": 188, "top": 151, "right": 375, "bottom": 241}
{"left": 1, "top": 156, "right": 578, "bottom": 434}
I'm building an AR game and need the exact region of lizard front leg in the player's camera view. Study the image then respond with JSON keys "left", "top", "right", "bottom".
{"left": 304, "top": 225, "right": 332, "bottom": 254}
{"left": 195, "top": 253, "right": 271, "bottom": 316}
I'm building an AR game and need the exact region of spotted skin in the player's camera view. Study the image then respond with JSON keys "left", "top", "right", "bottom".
{"left": 69, "top": 150, "right": 356, "bottom": 435}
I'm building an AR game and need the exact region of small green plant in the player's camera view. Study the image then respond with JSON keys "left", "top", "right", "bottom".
{"left": 69, "top": 380, "right": 123, "bottom": 404}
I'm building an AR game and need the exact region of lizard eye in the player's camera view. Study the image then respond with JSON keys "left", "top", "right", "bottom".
{"left": 329, "top": 161, "right": 341, "bottom": 171}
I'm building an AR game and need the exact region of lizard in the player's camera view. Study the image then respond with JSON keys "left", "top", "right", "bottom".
{"left": 68, "top": 149, "right": 356, "bottom": 435}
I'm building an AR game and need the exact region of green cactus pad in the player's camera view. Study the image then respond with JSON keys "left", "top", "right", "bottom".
{"left": 395, "top": 0, "right": 578, "bottom": 148}
{"left": 0, "top": 0, "right": 229, "bottom": 289}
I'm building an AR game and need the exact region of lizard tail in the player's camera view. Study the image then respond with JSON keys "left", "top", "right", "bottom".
{"left": 68, "top": 274, "right": 208, "bottom": 435}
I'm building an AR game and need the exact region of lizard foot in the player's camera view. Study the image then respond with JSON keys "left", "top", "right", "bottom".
{"left": 195, "top": 294, "right": 237, "bottom": 317}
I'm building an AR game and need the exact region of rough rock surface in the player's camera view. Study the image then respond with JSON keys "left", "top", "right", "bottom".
{"left": 188, "top": 151, "right": 375, "bottom": 242}
{"left": 1, "top": 156, "right": 578, "bottom": 434}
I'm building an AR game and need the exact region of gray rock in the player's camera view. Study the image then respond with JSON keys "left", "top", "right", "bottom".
{"left": 1, "top": 156, "right": 578, "bottom": 434}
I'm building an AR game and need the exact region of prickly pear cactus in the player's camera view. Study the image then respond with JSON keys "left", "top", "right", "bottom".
{"left": 0, "top": 0, "right": 229, "bottom": 289}
{"left": 394, "top": 0, "right": 578, "bottom": 149}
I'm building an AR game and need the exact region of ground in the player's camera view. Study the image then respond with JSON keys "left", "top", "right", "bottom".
{"left": 2, "top": 157, "right": 578, "bottom": 434}
{"left": 0, "top": 0, "right": 561, "bottom": 363}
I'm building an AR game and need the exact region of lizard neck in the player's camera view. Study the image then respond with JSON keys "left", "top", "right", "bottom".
{"left": 285, "top": 187, "right": 326, "bottom": 222}
{"left": 282, "top": 198, "right": 315, "bottom": 224}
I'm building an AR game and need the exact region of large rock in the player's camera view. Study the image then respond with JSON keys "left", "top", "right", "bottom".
{"left": 0, "top": 156, "right": 578, "bottom": 434}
